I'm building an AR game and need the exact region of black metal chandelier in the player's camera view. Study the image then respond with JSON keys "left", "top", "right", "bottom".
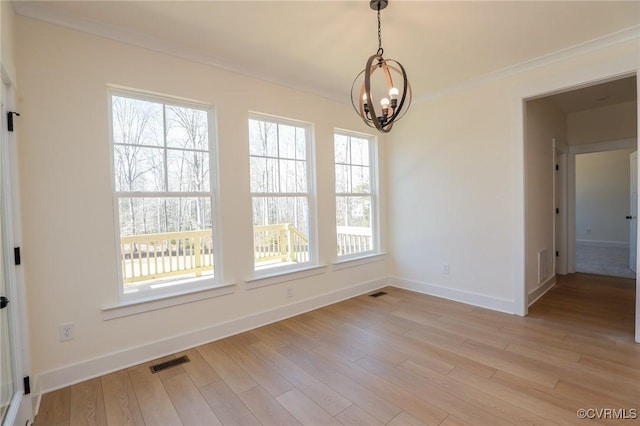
{"left": 351, "top": 0, "right": 411, "bottom": 133}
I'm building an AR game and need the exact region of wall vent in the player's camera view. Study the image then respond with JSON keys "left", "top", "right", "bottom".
{"left": 150, "top": 355, "right": 190, "bottom": 374}
{"left": 538, "top": 249, "right": 548, "bottom": 284}
{"left": 369, "top": 291, "right": 387, "bottom": 298}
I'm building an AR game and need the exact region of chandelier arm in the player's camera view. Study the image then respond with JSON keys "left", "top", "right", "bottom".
{"left": 364, "top": 54, "right": 385, "bottom": 133}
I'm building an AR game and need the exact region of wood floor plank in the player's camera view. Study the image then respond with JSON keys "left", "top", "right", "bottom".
{"left": 199, "top": 379, "right": 261, "bottom": 426}
{"left": 69, "top": 377, "right": 107, "bottom": 426}
{"left": 180, "top": 348, "right": 222, "bottom": 388}
{"left": 311, "top": 349, "right": 448, "bottom": 425}
{"left": 197, "top": 341, "right": 257, "bottom": 395}
{"left": 356, "top": 356, "right": 512, "bottom": 426}
{"left": 100, "top": 370, "right": 144, "bottom": 426}
{"left": 216, "top": 336, "right": 295, "bottom": 398}
{"left": 387, "top": 411, "right": 435, "bottom": 426}
{"left": 238, "top": 385, "right": 302, "bottom": 426}
{"left": 128, "top": 364, "right": 183, "bottom": 425}
{"left": 163, "top": 373, "right": 222, "bottom": 425}
{"left": 249, "top": 340, "right": 353, "bottom": 416}
{"left": 335, "top": 404, "right": 385, "bottom": 426}
{"left": 275, "top": 389, "right": 342, "bottom": 426}
{"left": 279, "top": 343, "right": 402, "bottom": 424}
{"left": 34, "top": 388, "right": 71, "bottom": 426}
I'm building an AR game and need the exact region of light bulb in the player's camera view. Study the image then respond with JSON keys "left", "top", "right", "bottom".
{"left": 381, "top": 98, "right": 390, "bottom": 116}
{"left": 389, "top": 87, "right": 399, "bottom": 100}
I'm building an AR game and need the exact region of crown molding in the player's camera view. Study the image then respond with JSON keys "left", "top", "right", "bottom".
{"left": 415, "top": 24, "right": 640, "bottom": 104}
{"left": 13, "top": 2, "right": 639, "bottom": 106}
{"left": 13, "top": 1, "right": 348, "bottom": 104}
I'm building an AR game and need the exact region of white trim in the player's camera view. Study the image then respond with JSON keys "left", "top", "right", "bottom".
{"left": 417, "top": 25, "right": 640, "bottom": 104}
{"left": 528, "top": 275, "right": 556, "bottom": 307}
{"left": 245, "top": 264, "right": 328, "bottom": 289}
{"left": 332, "top": 252, "right": 386, "bottom": 271}
{"left": 34, "top": 276, "right": 389, "bottom": 402}
{"left": 389, "top": 277, "right": 515, "bottom": 314}
{"left": 568, "top": 138, "right": 637, "bottom": 155}
{"left": 576, "top": 240, "right": 630, "bottom": 249}
{"left": 102, "top": 283, "right": 236, "bottom": 320}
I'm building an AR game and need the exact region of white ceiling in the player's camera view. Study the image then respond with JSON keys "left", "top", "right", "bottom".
{"left": 546, "top": 76, "right": 637, "bottom": 114}
{"left": 13, "top": 1, "right": 640, "bottom": 104}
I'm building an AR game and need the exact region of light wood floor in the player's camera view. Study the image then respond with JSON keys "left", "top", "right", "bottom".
{"left": 34, "top": 273, "right": 639, "bottom": 425}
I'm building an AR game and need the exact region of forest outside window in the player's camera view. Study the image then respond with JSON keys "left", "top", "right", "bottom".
{"left": 110, "top": 90, "right": 221, "bottom": 299}
{"left": 248, "top": 115, "right": 315, "bottom": 272}
{"left": 335, "top": 131, "right": 379, "bottom": 258}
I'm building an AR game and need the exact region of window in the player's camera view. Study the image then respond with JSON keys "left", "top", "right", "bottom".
{"left": 110, "top": 90, "right": 221, "bottom": 298}
{"left": 248, "top": 115, "right": 314, "bottom": 271}
{"left": 334, "top": 131, "right": 378, "bottom": 257}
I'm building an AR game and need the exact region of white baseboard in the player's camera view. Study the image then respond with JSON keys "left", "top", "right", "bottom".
{"left": 528, "top": 275, "right": 556, "bottom": 306}
{"left": 576, "top": 239, "right": 630, "bottom": 249}
{"left": 33, "top": 277, "right": 389, "bottom": 411}
{"left": 389, "top": 276, "right": 515, "bottom": 314}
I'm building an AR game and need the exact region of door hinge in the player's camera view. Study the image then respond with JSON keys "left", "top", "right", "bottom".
{"left": 14, "top": 247, "right": 20, "bottom": 266}
{"left": 7, "top": 111, "right": 20, "bottom": 132}
{"left": 23, "top": 376, "right": 30, "bottom": 395}
{"left": 555, "top": 164, "right": 559, "bottom": 171}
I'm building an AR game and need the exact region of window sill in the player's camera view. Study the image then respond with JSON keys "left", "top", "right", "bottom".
{"left": 245, "top": 264, "right": 328, "bottom": 290}
{"left": 332, "top": 252, "right": 387, "bottom": 271}
{"left": 102, "top": 282, "right": 236, "bottom": 320}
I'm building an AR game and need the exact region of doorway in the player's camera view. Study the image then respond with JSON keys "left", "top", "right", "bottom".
{"left": 524, "top": 74, "right": 638, "bottom": 342}
{"left": 0, "top": 74, "right": 32, "bottom": 425}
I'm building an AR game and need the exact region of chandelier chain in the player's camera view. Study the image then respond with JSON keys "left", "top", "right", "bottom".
{"left": 377, "top": 5, "right": 383, "bottom": 56}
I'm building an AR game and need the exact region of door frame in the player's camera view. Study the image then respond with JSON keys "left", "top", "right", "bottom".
{"left": 514, "top": 60, "right": 638, "bottom": 345}
{"left": 0, "top": 68, "right": 32, "bottom": 425}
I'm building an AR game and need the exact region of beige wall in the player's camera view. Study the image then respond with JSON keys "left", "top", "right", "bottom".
{"left": 16, "top": 16, "right": 388, "bottom": 391}
{"left": 568, "top": 101, "right": 637, "bottom": 145}
{"left": 525, "top": 98, "right": 566, "bottom": 292}
{"left": 576, "top": 149, "right": 634, "bottom": 245}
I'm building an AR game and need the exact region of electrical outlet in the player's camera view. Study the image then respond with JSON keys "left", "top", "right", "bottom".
{"left": 58, "top": 322, "right": 75, "bottom": 342}
{"left": 286, "top": 286, "right": 294, "bottom": 299}
{"left": 442, "top": 263, "right": 450, "bottom": 274}
{"left": 586, "top": 228, "right": 592, "bottom": 235}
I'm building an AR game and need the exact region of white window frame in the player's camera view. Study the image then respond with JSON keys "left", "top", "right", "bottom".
{"left": 334, "top": 129, "right": 380, "bottom": 260}
{"left": 248, "top": 113, "right": 318, "bottom": 277}
{"left": 109, "top": 88, "right": 224, "bottom": 302}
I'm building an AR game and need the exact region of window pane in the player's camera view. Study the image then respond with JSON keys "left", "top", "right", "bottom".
{"left": 118, "top": 197, "right": 215, "bottom": 290}
{"left": 295, "top": 128, "right": 307, "bottom": 160}
{"left": 279, "top": 159, "right": 307, "bottom": 193}
{"left": 166, "top": 106, "right": 209, "bottom": 150}
{"left": 350, "top": 137, "right": 370, "bottom": 166}
{"left": 167, "top": 149, "right": 210, "bottom": 192}
{"left": 335, "top": 164, "right": 351, "bottom": 193}
{"left": 351, "top": 165, "right": 370, "bottom": 193}
{"left": 114, "top": 145, "right": 164, "bottom": 192}
{"left": 112, "top": 96, "right": 163, "bottom": 147}
{"left": 278, "top": 124, "right": 297, "bottom": 159}
{"left": 336, "top": 196, "right": 373, "bottom": 256}
{"left": 334, "top": 134, "right": 349, "bottom": 164}
{"left": 252, "top": 196, "right": 310, "bottom": 267}
{"left": 249, "top": 119, "right": 278, "bottom": 157}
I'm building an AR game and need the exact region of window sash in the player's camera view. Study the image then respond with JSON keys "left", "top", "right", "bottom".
{"left": 334, "top": 131, "right": 378, "bottom": 258}
{"left": 110, "top": 89, "right": 220, "bottom": 299}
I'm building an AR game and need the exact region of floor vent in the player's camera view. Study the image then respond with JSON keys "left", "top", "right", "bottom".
{"left": 369, "top": 291, "right": 388, "bottom": 298}
{"left": 150, "top": 355, "right": 190, "bottom": 374}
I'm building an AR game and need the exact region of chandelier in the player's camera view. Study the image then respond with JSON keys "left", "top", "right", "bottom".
{"left": 351, "top": 0, "right": 411, "bottom": 133}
